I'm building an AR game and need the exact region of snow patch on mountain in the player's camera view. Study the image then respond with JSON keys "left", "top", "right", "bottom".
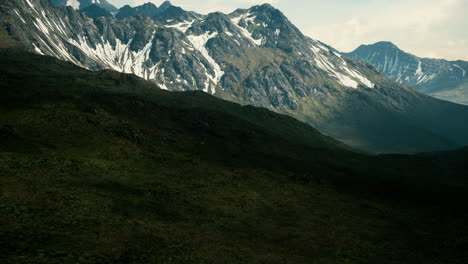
{"left": 14, "top": 9, "right": 26, "bottom": 24}
{"left": 311, "top": 43, "right": 373, "bottom": 89}
{"left": 32, "top": 44, "right": 44, "bottom": 55}
{"left": 381, "top": 52, "right": 400, "bottom": 74}
{"left": 414, "top": 59, "right": 437, "bottom": 84}
{"left": 453, "top": 64, "right": 466, "bottom": 77}
{"left": 231, "top": 13, "right": 262, "bottom": 46}
{"left": 68, "top": 33, "right": 158, "bottom": 79}
{"left": 25, "top": 0, "right": 35, "bottom": 9}
{"left": 34, "top": 18, "right": 50, "bottom": 36}
{"left": 187, "top": 31, "right": 224, "bottom": 94}
{"left": 165, "top": 20, "right": 195, "bottom": 33}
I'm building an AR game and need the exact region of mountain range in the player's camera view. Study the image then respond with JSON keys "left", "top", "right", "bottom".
{"left": 345, "top": 42, "right": 468, "bottom": 106}
{"left": 1, "top": 0, "right": 468, "bottom": 153}
{"left": 51, "top": 0, "right": 118, "bottom": 12}
{"left": 1, "top": 28, "right": 468, "bottom": 263}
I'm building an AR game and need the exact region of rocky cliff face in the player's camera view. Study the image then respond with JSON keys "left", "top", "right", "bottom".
{"left": 114, "top": 2, "right": 187, "bottom": 20}
{"left": 2, "top": 0, "right": 468, "bottom": 153}
{"left": 345, "top": 42, "right": 468, "bottom": 106}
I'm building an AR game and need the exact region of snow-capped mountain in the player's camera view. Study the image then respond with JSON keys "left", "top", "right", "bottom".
{"left": 345, "top": 42, "right": 468, "bottom": 105}
{"left": 2, "top": 0, "right": 468, "bottom": 153}
{"left": 2, "top": 0, "right": 375, "bottom": 97}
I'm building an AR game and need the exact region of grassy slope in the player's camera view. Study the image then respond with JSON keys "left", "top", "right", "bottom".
{"left": 1, "top": 44, "right": 468, "bottom": 263}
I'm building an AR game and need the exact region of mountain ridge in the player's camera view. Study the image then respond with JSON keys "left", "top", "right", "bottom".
{"left": 2, "top": 0, "right": 468, "bottom": 153}
{"left": 2, "top": 33, "right": 468, "bottom": 263}
{"left": 79, "top": 4, "right": 113, "bottom": 18}
{"left": 345, "top": 41, "right": 468, "bottom": 106}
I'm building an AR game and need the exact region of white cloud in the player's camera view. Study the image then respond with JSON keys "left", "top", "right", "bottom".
{"left": 305, "top": 0, "right": 468, "bottom": 60}
{"left": 108, "top": 0, "right": 468, "bottom": 60}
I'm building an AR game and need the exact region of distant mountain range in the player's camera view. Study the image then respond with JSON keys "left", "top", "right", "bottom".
{"left": 51, "top": 0, "right": 118, "bottom": 12}
{"left": 52, "top": 0, "right": 186, "bottom": 20}
{"left": 345, "top": 42, "right": 468, "bottom": 106}
{"left": 2, "top": 0, "right": 468, "bottom": 153}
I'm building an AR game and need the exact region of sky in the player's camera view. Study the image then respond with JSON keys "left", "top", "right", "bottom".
{"left": 107, "top": 0, "right": 468, "bottom": 60}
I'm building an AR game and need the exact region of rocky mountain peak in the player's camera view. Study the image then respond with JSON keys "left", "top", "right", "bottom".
{"left": 250, "top": 3, "right": 276, "bottom": 12}
{"left": 79, "top": 4, "right": 112, "bottom": 18}
{"left": 118, "top": 5, "right": 132, "bottom": 11}
{"left": 159, "top": 1, "right": 174, "bottom": 10}
{"left": 140, "top": 2, "right": 159, "bottom": 9}
{"left": 356, "top": 41, "right": 400, "bottom": 52}
{"left": 247, "top": 3, "right": 288, "bottom": 23}
{"left": 229, "top": 4, "right": 305, "bottom": 50}
{"left": 3, "top": 0, "right": 468, "bottom": 153}
{"left": 374, "top": 41, "right": 398, "bottom": 48}
{"left": 115, "top": 1, "right": 186, "bottom": 20}
{"left": 346, "top": 41, "right": 468, "bottom": 105}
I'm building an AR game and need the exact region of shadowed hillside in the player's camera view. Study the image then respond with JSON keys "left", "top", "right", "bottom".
{"left": 1, "top": 37, "right": 468, "bottom": 263}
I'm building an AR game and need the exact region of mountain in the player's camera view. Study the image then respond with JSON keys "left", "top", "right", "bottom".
{"left": 115, "top": 1, "right": 188, "bottom": 21}
{"left": 114, "top": 3, "right": 159, "bottom": 20}
{"left": 2, "top": 0, "right": 468, "bottom": 153}
{"left": 52, "top": 0, "right": 118, "bottom": 12}
{"left": 2, "top": 33, "right": 468, "bottom": 263}
{"left": 344, "top": 41, "right": 468, "bottom": 106}
{"left": 79, "top": 4, "right": 112, "bottom": 19}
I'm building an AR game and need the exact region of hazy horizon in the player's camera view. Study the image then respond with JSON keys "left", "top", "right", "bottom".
{"left": 107, "top": 0, "right": 468, "bottom": 61}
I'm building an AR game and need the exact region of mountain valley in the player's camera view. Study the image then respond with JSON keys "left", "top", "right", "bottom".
{"left": 2, "top": 0, "right": 468, "bottom": 153}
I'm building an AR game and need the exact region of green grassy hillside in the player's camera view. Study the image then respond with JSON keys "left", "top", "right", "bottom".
{"left": 1, "top": 43, "right": 468, "bottom": 263}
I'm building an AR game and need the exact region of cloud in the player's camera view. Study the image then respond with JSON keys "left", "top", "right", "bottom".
{"left": 305, "top": 0, "right": 468, "bottom": 60}
{"left": 108, "top": 0, "right": 467, "bottom": 60}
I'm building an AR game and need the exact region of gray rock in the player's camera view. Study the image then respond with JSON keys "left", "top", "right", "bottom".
{"left": 344, "top": 41, "right": 468, "bottom": 105}
{"left": 2, "top": 0, "right": 468, "bottom": 153}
